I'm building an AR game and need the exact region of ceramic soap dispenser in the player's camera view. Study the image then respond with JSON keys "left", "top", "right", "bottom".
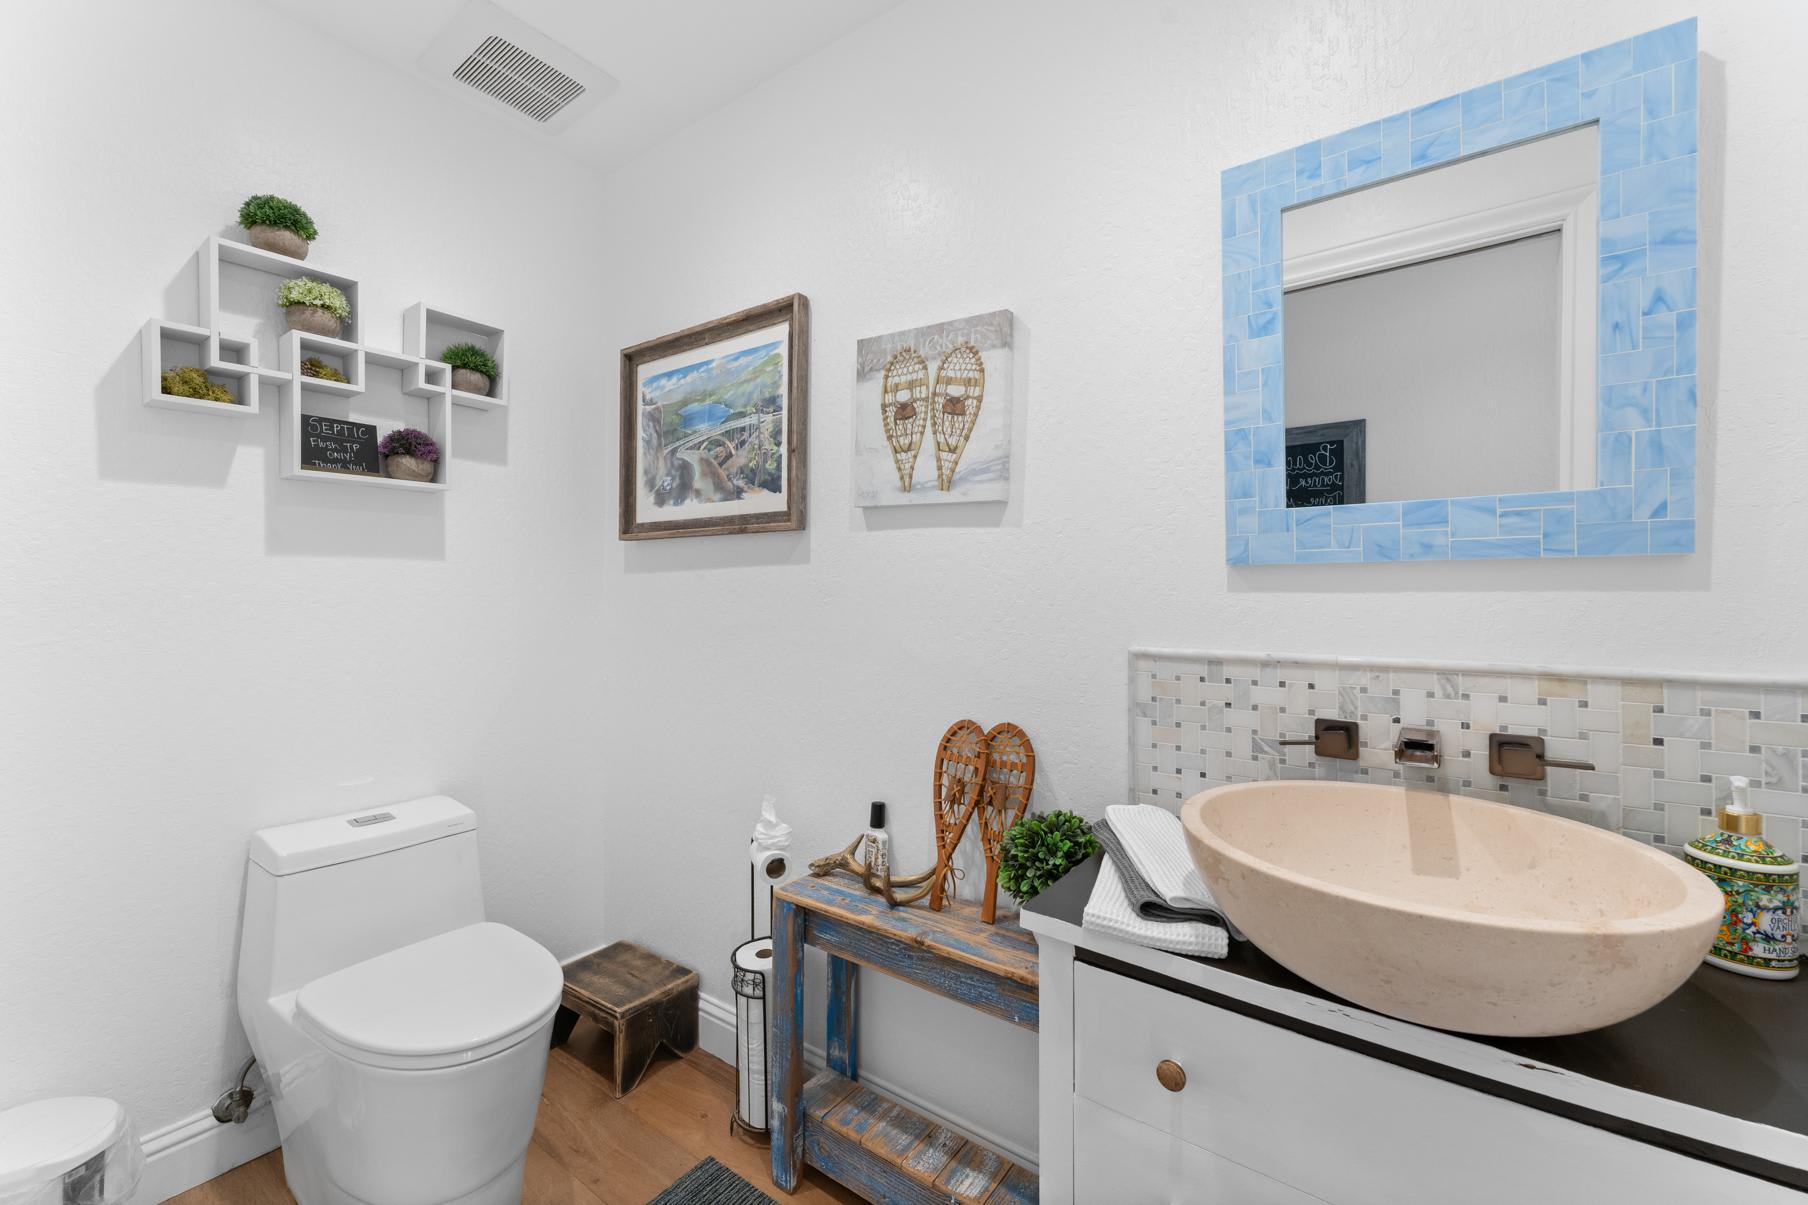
{"left": 1685, "top": 776, "right": 1799, "bottom": 979}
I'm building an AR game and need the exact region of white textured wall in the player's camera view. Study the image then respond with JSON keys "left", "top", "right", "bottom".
{"left": 0, "top": 0, "right": 608, "bottom": 1143}
{"left": 596, "top": 0, "right": 1808, "bottom": 1159}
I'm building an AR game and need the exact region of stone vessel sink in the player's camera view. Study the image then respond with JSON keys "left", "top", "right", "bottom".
{"left": 1180, "top": 781, "right": 1724, "bottom": 1037}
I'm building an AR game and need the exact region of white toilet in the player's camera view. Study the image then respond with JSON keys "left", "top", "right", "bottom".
{"left": 236, "top": 796, "right": 563, "bottom": 1205}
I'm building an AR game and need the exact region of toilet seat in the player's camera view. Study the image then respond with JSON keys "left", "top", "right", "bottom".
{"left": 295, "top": 921, "right": 563, "bottom": 1071}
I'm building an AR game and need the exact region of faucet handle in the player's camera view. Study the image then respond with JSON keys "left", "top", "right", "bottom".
{"left": 1278, "top": 717, "right": 1359, "bottom": 760}
{"left": 1488, "top": 733, "right": 1594, "bottom": 781}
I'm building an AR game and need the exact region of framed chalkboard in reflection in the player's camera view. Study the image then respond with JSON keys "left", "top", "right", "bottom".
{"left": 1285, "top": 420, "right": 1365, "bottom": 508}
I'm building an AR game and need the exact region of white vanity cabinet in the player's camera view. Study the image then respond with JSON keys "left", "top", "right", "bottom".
{"left": 1043, "top": 957, "right": 1802, "bottom": 1204}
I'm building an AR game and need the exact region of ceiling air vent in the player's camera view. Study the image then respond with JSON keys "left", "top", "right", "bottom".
{"left": 453, "top": 36, "right": 586, "bottom": 123}
{"left": 419, "top": 0, "right": 617, "bottom": 135}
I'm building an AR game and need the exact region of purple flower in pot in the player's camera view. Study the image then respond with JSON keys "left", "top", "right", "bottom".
{"left": 379, "top": 427, "right": 440, "bottom": 483}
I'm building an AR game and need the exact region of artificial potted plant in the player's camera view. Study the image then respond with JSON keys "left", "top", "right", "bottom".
{"left": 299, "top": 356, "right": 348, "bottom": 383}
{"left": 379, "top": 427, "right": 440, "bottom": 482}
{"left": 996, "top": 809, "right": 1100, "bottom": 905}
{"left": 439, "top": 343, "right": 499, "bottom": 397}
{"left": 160, "top": 366, "right": 236, "bottom": 405}
{"left": 277, "top": 277, "right": 351, "bottom": 338}
{"left": 237, "top": 194, "right": 318, "bottom": 260}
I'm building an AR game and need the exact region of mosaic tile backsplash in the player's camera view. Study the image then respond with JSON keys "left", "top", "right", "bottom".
{"left": 1131, "top": 652, "right": 1808, "bottom": 862}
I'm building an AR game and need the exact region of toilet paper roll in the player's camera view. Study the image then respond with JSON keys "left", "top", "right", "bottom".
{"left": 732, "top": 938, "right": 774, "bottom": 1131}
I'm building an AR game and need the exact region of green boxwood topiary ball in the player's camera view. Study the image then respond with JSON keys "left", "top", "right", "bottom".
{"left": 237, "top": 194, "right": 318, "bottom": 241}
{"left": 997, "top": 809, "right": 1100, "bottom": 903}
{"left": 439, "top": 342, "right": 499, "bottom": 380}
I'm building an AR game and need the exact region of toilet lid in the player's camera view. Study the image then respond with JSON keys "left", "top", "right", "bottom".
{"left": 296, "top": 922, "right": 563, "bottom": 1071}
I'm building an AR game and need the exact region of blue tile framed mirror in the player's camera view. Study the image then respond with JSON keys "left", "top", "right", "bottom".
{"left": 1222, "top": 19, "right": 1698, "bottom": 564}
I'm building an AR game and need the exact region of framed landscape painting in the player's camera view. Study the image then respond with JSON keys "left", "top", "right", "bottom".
{"left": 619, "top": 294, "right": 809, "bottom": 539}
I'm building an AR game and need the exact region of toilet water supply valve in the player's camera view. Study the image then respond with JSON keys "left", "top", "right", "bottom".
{"left": 212, "top": 1056, "right": 258, "bottom": 1124}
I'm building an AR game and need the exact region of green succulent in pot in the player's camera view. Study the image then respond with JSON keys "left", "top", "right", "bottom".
{"left": 997, "top": 809, "right": 1100, "bottom": 904}
{"left": 439, "top": 342, "right": 499, "bottom": 397}
{"left": 277, "top": 277, "right": 351, "bottom": 338}
{"left": 238, "top": 194, "right": 318, "bottom": 261}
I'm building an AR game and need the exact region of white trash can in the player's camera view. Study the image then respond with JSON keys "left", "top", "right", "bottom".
{"left": 0, "top": 1099, "right": 143, "bottom": 1205}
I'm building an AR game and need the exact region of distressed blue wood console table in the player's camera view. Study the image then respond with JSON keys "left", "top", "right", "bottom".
{"left": 769, "top": 873, "right": 1039, "bottom": 1203}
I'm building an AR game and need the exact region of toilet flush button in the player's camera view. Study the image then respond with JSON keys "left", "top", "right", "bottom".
{"left": 348, "top": 812, "right": 396, "bottom": 828}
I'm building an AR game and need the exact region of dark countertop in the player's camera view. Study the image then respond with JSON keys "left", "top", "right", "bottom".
{"left": 1028, "top": 854, "right": 1808, "bottom": 1150}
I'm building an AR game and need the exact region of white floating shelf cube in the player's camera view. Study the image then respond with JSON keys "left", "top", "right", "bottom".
{"left": 141, "top": 319, "right": 260, "bottom": 415}
{"left": 283, "top": 331, "right": 365, "bottom": 398}
{"left": 202, "top": 235, "right": 363, "bottom": 355}
{"left": 278, "top": 332, "right": 450, "bottom": 492}
{"left": 404, "top": 302, "right": 507, "bottom": 411}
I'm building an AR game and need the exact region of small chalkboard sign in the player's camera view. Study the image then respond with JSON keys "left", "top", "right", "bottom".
{"left": 1285, "top": 419, "right": 1366, "bottom": 508}
{"left": 301, "top": 414, "right": 381, "bottom": 477}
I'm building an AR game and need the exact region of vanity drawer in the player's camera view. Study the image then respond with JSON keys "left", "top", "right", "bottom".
{"left": 1075, "top": 1094, "right": 1324, "bottom": 1204}
{"left": 1072, "top": 962, "right": 1800, "bottom": 1204}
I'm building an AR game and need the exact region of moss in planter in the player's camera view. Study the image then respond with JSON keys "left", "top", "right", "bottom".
{"left": 300, "top": 356, "right": 348, "bottom": 383}
{"left": 439, "top": 342, "right": 499, "bottom": 381}
{"left": 161, "top": 366, "right": 235, "bottom": 404}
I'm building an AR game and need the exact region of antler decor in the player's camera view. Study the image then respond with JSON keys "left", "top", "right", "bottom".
{"left": 929, "top": 719, "right": 989, "bottom": 911}
{"left": 976, "top": 723, "right": 1036, "bottom": 922}
{"left": 807, "top": 837, "right": 945, "bottom": 908}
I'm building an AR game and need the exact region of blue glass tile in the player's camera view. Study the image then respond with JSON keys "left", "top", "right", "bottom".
{"left": 1222, "top": 343, "right": 1238, "bottom": 396}
{"left": 1599, "top": 174, "right": 1621, "bottom": 222}
{"left": 1402, "top": 499, "right": 1450, "bottom": 529}
{"left": 1293, "top": 182, "right": 1325, "bottom": 203}
{"left": 1462, "top": 82, "right": 1503, "bottom": 128}
{"left": 1381, "top": 113, "right": 1411, "bottom": 174}
{"left": 1411, "top": 95, "right": 1461, "bottom": 136}
{"left": 1252, "top": 287, "right": 1280, "bottom": 314}
{"left": 1451, "top": 537, "right": 1543, "bottom": 560}
{"left": 1258, "top": 212, "right": 1282, "bottom": 267}
{"left": 1236, "top": 370, "right": 1260, "bottom": 393}
{"left": 1599, "top": 382, "right": 1653, "bottom": 432}
{"left": 1504, "top": 82, "right": 1544, "bottom": 119}
{"left": 1650, "top": 519, "right": 1695, "bottom": 554}
{"left": 1251, "top": 261, "right": 1282, "bottom": 292}
{"left": 1635, "top": 469, "right": 1670, "bottom": 520}
{"left": 1676, "top": 58, "right": 1697, "bottom": 112}
{"left": 1599, "top": 109, "right": 1642, "bottom": 173}
{"left": 1599, "top": 248, "right": 1646, "bottom": 283}
{"left": 1581, "top": 39, "right": 1635, "bottom": 89}
{"left": 1247, "top": 309, "right": 1279, "bottom": 340}
{"left": 1450, "top": 496, "right": 1499, "bottom": 539}
{"left": 1324, "top": 121, "right": 1384, "bottom": 157}
{"left": 1331, "top": 502, "right": 1402, "bottom": 526}
{"left": 1258, "top": 470, "right": 1286, "bottom": 510}
{"left": 1641, "top": 268, "right": 1696, "bottom": 315}
{"left": 1619, "top": 155, "right": 1696, "bottom": 216}
{"left": 1320, "top": 152, "right": 1345, "bottom": 182}
{"left": 1362, "top": 525, "right": 1402, "bottom": 563}
{"left": 1676, "top": 310, "right": 1697, "bottom": 374}
{"left": 1640, "top": 313, "right": 1674, "bottom": 351}
{"left": 1498, "top": 508, "right": 1541, "bottom": 537}
{"left": 1293, "top": 507, "right": 1332, "bottom": 550}
{"left": 1611, "top": 76, "right": 1642, "bottom": 114}
{"left": 1635, "top": 425, "right": 1695, "bottom": 470}
{"left": 1547, "top": 69, "right": 1581, "bottom": 125}
{"left": 1542, "top": 508, "right": 1576, "bottom": 557}
{"left": 1599, "top": 278, "right": 1640, "bottom": 354}
{"left": 1220, "top": 201, "right": 1238, "bottom": 241}
{"left": 1577, "top": 522, "right": 1650, "bottom": 557}
{"left": 1250, "top": 533, "right": 1295, "bottom": 565}
{"left": 1251, "top": 423, "right": 1284, "bottom": 470}
{"left": 1223, "top": 232, "right": 1261, "bottom": 273}
{"left": 1505, "top": 56, "right": 1578, "bottom": 92}
{"left": 1641, "top": 68, "right": 1673, "bottom": 120}
{"left": 1580, "top": 86, "right": 1615, "bottom": 122}
{"left": 1598, "top": 432, "right": 1633, "bottom": 486}
{"left": 1227, "top": 469, "right": 1256, "bottom": 500}
{"left": 1258, "top": 505, "right": 1292, "bottom": 534}
{"left": 1656, "top": 376, "right": 1696, "bottom": 427}
{"left": 1233, "top": 193, "right": 1259, "bottom": 236}
{"left": 1577, "top": 487, "right": 1634, "bottom": 525}
{"left": 1255, "top": 181, "right": 1292, "bottom": 219}
{"left": 1632, "top": 20, "right": 1696, "bottom": 72}
{"left": 1223, "top": 271, "right": 1252, "bottom": 319}
{"left": 1656, "top": 205, "right": 1692, "bottom": 273}
{"left": 1228, "top": 498, "right": 1256, "bottom": 535}
{"left": 1601, "top": 346, "right": 1674, "bottom": 386}
{"left": 1293, "top": 142, "right": 1323, "bottom": 186}
{"left": 1345, "top": 142, "right": 1383, "bottom": 185}
{"left": 1227, "top": 536, "right": 1251, "bottom": 565}
{"left": 1241, "top": 335, "right": 1282, "bottom": 371}
{"left": 1499, "top": 491, "right": 1576, "bottom": 509}
{"left": 1411, "top": 128, "right": 1459, "bottom": 168}
{"left": 1261, "top": 149, "right": 1295, "bottom": 185}
{"left": 1402, "top": 529, "right": 1450, "bottom": 561}
{"left": 1225, "top": 388, "right": 1260, "bottom": 430}
{"left": 1669, "top": 466, "right": 1696, "bottom": 520}
{"left": 1463, "top": 112, "right": 1547, "bottom": 154}
{"left": 1644, "top": 112, "right": 1697, "bottom": 164}
{"left": 1599, "top": 214, "right": 1647, "bottom": 255}
{"left": 1296, "top": 548, "right": 1365, "bottom": 564}
{"left": 1259, "top": 366, "right": 1285, "bottom": 424}
{"left": 1222, "top": 160, "right": 1264, "bottom": 200}
{"left": 1224, "top": 428, "right": 1253, "bottom": 472}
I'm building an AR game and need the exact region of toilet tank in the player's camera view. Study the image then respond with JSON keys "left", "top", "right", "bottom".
{"left": 238, "top": 797, "right": 486, "bottom": 1003}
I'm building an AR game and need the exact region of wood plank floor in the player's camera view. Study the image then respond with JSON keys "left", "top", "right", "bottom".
{"left": 167, "top": 1024, "right": 862, "bottom": 1205}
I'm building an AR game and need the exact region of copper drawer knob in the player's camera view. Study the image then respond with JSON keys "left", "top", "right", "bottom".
{"left": 1155, "top": 1059, "right": 1187, "bottom": 1093}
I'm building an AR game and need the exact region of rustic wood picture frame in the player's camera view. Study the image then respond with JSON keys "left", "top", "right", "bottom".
{"left": 619, "top": 294, "right": 809, "bottom": 540}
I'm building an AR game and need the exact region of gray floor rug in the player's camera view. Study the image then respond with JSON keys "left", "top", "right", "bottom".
{"left": 647, "top": 1157, "right": 777, "bottom": 1205}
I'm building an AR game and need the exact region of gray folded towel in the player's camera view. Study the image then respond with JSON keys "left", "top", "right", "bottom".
{"left": 1092, "top": 817, "right": 1234, "bottom": 931}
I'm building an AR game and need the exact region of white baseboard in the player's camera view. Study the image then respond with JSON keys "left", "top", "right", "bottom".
{"left": 695, "top": 990, "right": 1036, "bottom": 1172}
{"left": 130, "top": 1100, "right": 279, "bottom": 1203}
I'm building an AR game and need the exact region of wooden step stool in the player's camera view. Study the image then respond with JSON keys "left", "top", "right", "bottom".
{"left": 551, "top": 941, "right": 699, "bottom": 1098}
